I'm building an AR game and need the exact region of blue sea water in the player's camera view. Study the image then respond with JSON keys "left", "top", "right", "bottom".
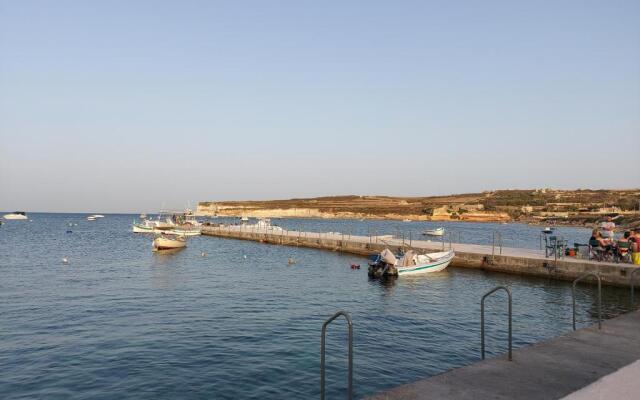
{"left": 0, "top": 214, "right": 632, "bottom": 399}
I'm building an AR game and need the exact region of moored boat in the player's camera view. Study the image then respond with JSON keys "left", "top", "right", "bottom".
{"left": 423, "top": 227, "right": 445, "bottom": 236}
{"left": 133, "top": 220, "right": 156, "bottom": 233}
{"left": 368, "top": 248, "right": 454, "bottom": 277}
{"left": 3, "top": 211, "right": 28, "bottom": 220}
{"left": 153, "top": 234, "right": 187, "bottom": 251}
{"left": 163, "top": 226, "right": 201, "bottom": 236}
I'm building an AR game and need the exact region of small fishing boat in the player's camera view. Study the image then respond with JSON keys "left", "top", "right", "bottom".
{"left": 153, "top": 234, "right": 187, "bottom": 251}
{"left": 423, "top": 227, "right": 445, "bottom": 236}
{"left": 163, "top": 226, "right": 201, "bottom": 236}
{"left": 133, "top": 220, "right": 156, "bottom": 233}
{"left": 542, "top": 227, "right": 554, "bottom": 234}
{"left": 368, "top": 248, "right": 454, "bottom": 277}
{"left": 3, "top": 211, "right": 28, "bottom": 220}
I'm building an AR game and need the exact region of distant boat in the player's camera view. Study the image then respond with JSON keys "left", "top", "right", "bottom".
{"left": 140, "top": 213, "right": 147, "bottom": 219}
{"left": 423, "top": 227, "right": 445, "bottom": 236}
{"left": 402, "top": 219, "right": 412, "bottom": 222}
{"left": 92, "top": 214, "right": 105, "bottom": 218}
{"left": 243, "top": 218, "right": 283, "bottom": 232}
{"left": 3, "top": 211, "right": 28, "bottom": 220}
{"left": 87, "top": 216, "right": 97, "bottom": 221}
{"left": 542, "top": 227, "right": 554, "bottom": 234}
{"left": 153, "top": 234, "right": 187, "bottom": 251}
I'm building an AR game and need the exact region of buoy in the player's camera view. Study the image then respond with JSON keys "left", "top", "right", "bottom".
{"left": 243, "top": 255, "right": 247, "bottom": 259}
{"left": 201, "top": 251, "right": 207, "bottom": 257}
{"left": 62, "top": 257, "right": 69, "bottom": 264}
{"left": 350, "top": 264, "right": 360, "bottom": 270}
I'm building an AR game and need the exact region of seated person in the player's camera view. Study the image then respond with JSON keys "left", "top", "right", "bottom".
{"left": 590, "top": 229, "right": 612, "bottom": 251}
{"left": 616, "top": 232, "right": 632, "bottom": 260}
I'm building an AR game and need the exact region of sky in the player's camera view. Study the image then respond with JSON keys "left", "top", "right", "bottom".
{"left": 1, "top": 0, "right": 639, "bottom": 213}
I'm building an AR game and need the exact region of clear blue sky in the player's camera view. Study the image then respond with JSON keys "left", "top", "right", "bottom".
{"left": 1, "top": 0, "right": 639, "bottom": 213}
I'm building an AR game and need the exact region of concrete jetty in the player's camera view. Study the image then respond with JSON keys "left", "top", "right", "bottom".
{"left": 200, "top": 225, "right": 639, "bottom": 287}
{"left": 366, "top": 310, "right": 640, "bottom": 399}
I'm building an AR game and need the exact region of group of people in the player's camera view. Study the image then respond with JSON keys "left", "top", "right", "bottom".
{"left": 589, "top": 216, "right": 640, "bottom": 263}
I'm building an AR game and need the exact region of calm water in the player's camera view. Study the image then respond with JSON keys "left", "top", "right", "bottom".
{"left": 0, "top": 214, "right": 633, "bottom": 399}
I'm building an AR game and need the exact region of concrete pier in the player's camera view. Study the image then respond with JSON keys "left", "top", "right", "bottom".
{"left": 200, "top": 225, "right": 639, "bottom": 287}
{"left": 366, "top": 310, "right": 640, "bottom": 400}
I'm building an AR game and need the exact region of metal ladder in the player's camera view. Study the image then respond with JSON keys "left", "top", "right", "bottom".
{"left": 572, "top": 273, "right": 601, "bottom": 331}
{"left": 321, "top": 311, "right": 353, "bottom": 400}
{"left": 481, "top": 286, "right": 512, "bottom": 361}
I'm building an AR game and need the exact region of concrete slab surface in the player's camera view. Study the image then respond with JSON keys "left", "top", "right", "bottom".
{"left": 365, "top": 311, "right": 640, "bottom": 400}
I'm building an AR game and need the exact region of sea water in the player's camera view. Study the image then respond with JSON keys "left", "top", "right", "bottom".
{"left": 0, "top": 214, "right": 631, "bottom": 399}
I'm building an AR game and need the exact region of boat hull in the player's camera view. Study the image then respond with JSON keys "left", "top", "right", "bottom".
{"left": 3, "top": 214, "right": 28, "bottom": 220}
{"left": 133, "top": 223, "right": 154, "bottom": 233}
{"left": 423, "top": 228, "right": 444, "bottom": 236}
{"left": 163, "top": 228, "right": 201, "bottom": 236}
{"left": 153, "top": 236, "right": 186, "bottom": 250}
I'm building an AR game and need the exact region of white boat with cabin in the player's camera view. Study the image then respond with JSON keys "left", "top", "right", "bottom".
{"left": 423, "top": 227, "right": 445, "bottom": 236}
{"left": 3, "top": 211, "right": 28, "bottom": 220}
{"left": 369, "top": 248, "right": 454, "bottom": 276}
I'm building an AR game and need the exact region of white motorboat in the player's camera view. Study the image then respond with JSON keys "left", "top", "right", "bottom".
{"left": 153, "top": 234, "right": 187, "bottom": 251}
{"left": 368, "top": 248, "right": 454, "bottom": 276}
{"left": 423, "top": 227, "right": 445, "bottom": 236}
{"left": 132, "top": 218, "right": 174, "bottom": 233}
{"left": 3, "top": 211, "right": 28, "bottom": 220}
{"left": 87, "top": 216, "right": 97, "bottom": 221}
{"left": 395, "top": 250, "right": 454, "bottom": 275}
{"left": 244, "top": 218, "right": 283, "bottom": 232}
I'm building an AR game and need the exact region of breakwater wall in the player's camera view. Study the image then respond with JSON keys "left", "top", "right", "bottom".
{"left": 201, "top": 226, "right": 638, "bottom": 287}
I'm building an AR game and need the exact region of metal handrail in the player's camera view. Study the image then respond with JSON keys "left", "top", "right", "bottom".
{"left": 572, "top": 273, "right": 601, "bottom": 330}
{"left": 321, "top": 311, "right": 353, "bottom": 400}
{"left": 481, "top": 286, "right": 512, "bottom": 361}
{"left": 630, "top": 268, "right": 640, "bottom": 306}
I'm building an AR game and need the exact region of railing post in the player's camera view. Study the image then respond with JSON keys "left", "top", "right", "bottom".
{"left": 572, "top": 273, "right": 602, "bottom": 330}
{"left": 321, "top": 311, "right": 353, "bottom": 400}
{"left": 492, "top": 232, "right": 496, "bottom": 262}
{"left": 481, "top": 286, "right": 512, "bottom": 361}
{"left": 630, "top": 269, "right": 640, "bottom": 307}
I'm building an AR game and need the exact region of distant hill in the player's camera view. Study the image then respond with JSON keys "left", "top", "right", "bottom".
{"left": 198, "top": 189, "right": 640, "bottom": 226}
